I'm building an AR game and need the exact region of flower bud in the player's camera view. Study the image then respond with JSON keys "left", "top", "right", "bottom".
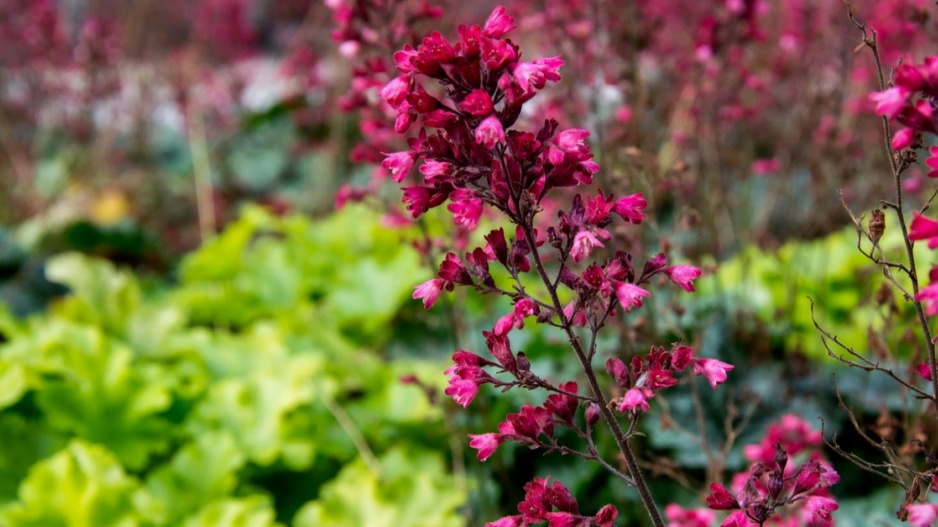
{"left": 774, "top": 442, "right": 788, "bottom": 472}
{"left": 767, "top": 471, "right": 784, "bottom": 499}
{"left": 516, "top": 352, "right": 531, "bottom": 373}
{"left": 585, "top": 402, "right": 601, "bottom": 428}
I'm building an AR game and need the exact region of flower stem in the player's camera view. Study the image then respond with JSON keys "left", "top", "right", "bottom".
{"left": 518, "top": 222, "right": 666, "bottom": 527}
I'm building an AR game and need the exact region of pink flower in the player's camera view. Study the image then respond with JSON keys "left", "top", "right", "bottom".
{"left": 479, "top": 36, "right": 516, "bottom": 70}
{"left": 895, "top": 64, "right": 926, "bottom": 91}
{"left": 393, "top": 45, "right": 418, "bottom": 74}
{"left": 468, "top": 433, "right": 505, "bottom": 461}
{"left": 671, "top": 345, "right": 694, "bottom": 371}
{"left": 909, "top": 213, "right": 938, "bottom": 248}
{"left": 419, "top": 159, "right": 451, "bottom": 182}
{"left": 721, "top": 510, "right": 754, "bottom": 527}
{"left": 804, "top": 495, "right": 838, "bottom": 526}
{"left": 594, "top": 504, "right": 618, "bottom": 527}
{"left": 584, "top": 191, "right": 615, "bottom": 224}
{"left": 438, "top": 252, "right": 473, "bottom": 285}
{"left": 458, "top": 24, "right": 482, "bottom": 57}
{"left": 917, "top": 362, "right": 933, "bottom": 381}
{"left": 613, "top": 194, "right": 647, "bottom": 223}
{"left": 906, "top": 504, "right": 938, "bottom": 527}
{"left": 918, "top": 281, "right": 938, "bottom": 316}
{"left": 618, "top": 388, "right": 650, "bottom": 413}
{"left": 664, "top": 503, "right": 716, "bottom": 527}
{"left": 493, "top": 298, "right": 540, "bottom": 336}
{"left": 664, "top": 265, "right": 702, "bottom": 292}
{"left": 752, "top": 157, "right": 781, "bottom": 175}
{"left": 402, "top": 186, "right": 431, "bottom": 218}
{"left": 899, "top": 100, "right": 938, "bottom": 134}
{"left": 892, "top": 127, "right": 915, "bottom": 150}
{"left": 606, "top": 357, "right": 630, "bottom": 387}
{"left": 553, "top": 129, "right": 591, "bottom": 160}
{"left": 493, "top": 312, "right": 517, "bottom": 336}
{"left": 511, "top": 56, "right": 564, "bottom": 93}
{"left": 926, "top": 147, "right": 938, "bottom": 178}
{"left": 460, "top": 89, "right": 494, "bottom": 117}
{"left": 444, "top": 350, "right": 494, "bottom": 407}
{"left": 334, "top": 184, "right": 367, "bottom": 210}
{"left": 413, "top": 278, "right": 445, "bottom": 309}
{"left": 382, "top": 151, "right": 416, "bottom": 182}
{"left": 421, "top": 31, "right": 455, "bottom": 63}
{"left": 693, "top": 358, "right": 734, "bottom": 389}
{"left": 485, "top": 517, "right": 523, "bottom": 527}
{"left": 483, "top": 6, "right": 516, "bottom": 38}
{"left": 869, "top": 86, "right": 909, "bottom": 119}
{"left": 614, "top": 282, "right": 651, "bottom": 311}
{"left": 447, "top": 190, "right": 484, "bottom": 230}
{"left": 544, "top": 381, "right": 578, "bottom": 423}
{"left": 380, "top": 75, "right": 410, "bottom": 108}
{"left": 705, "top": 483, "right": 738, "bottom": 510}
{"left": 571, "top": 230, "right": 605, "bottom": 262}
{"left": 562, "top": 301, "right": 588, "bottom": 327}
{"left": 543, "top": 512, "right": 580, "bottom": 526}
{"left": 444, "top": 373, "right": 479, "bottom": 407}
{"left": 475, "top": 115, "right": 506, "bottom": 148}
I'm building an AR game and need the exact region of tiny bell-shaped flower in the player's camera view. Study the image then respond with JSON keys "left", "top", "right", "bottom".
{"left": 585, "top": 402, "right": 601, "bottom": 428}
{"left": 706, "top": 483, "right": 739, "bottom": 510}
{"left": 475, "top": 115, "right": 506, "bottom": 148}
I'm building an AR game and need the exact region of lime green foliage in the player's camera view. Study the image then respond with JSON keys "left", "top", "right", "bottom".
{"left": 0, "top": 440, "right": 141, "bottom": 527}
{"left": 293, "top": 448, "right": 464, "bottom": 527}
{"left": 0, "top": 205, "right": 464, "bottom": 526}
{"left": 692, "top": 226, "right": 929, "bottom": 360}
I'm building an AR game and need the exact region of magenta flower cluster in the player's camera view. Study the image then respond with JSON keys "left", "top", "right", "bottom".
{"left": 606, "top": 344, "right": 734, "bottom": 414}
{"left": 670, "top": 415, "right": 841, "bottom": 527}
{"left": 486, "top": 476, "right": 618, "bottom": 527}
{"left": 886, "top": 57, "right": 938, "bottom": 324}
{"left": 869, "top": 58, "right": 938, "bottom": 151}
{"left": 379, "top": 6, "right": 733, "bottom": 526}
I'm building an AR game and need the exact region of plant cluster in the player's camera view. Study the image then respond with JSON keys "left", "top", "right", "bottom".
{"left": 381, "top": 6, "right": 852, "bottom": 527}
{"left": 0, "top": 206, "right": 465, "bottom": 526}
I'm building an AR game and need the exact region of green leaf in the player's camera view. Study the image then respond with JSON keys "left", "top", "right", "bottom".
{"left": 181, "top": 496, "right": 283, "bottom": 527}
{"left": 0, "top": 413, "right": 65, "bottom": 502}
{"left": 44, "top": 253, "right": 141, "bottom": 337}
{"left": 144, "top": 433, "right": 247, "bottom": 525}
{"left": 292, "top": 447, "right": 464, "bottom": 527}
{"left": 4, "top": 321, "right": 175, "bottom": 469}
{"left": 0, "top": 440, "right": 142, "bottom": 527}
{"left": 186, "top": 354, "right": 331, "bottom": 469}
{"left": 0, "top": 360, "right": 27, "bottom": 411}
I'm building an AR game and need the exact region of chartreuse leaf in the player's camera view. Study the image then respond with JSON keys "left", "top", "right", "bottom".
{"left": 181, "top": 496, "right": 283, "bottom": 527}
{"left": 143, "top": 432, "right": 246, "bottom": 525}
{"left": 1, "top": 320, "right": 174, "bottom": 470}
{"left": 0, "top": 413, "right": 65, "bottom": 502}
{"left": 343, "top": 359, "right": 447, "bottom": 450}
{"left": 44, "top": 253, "right": 141, "bottom": 336}
{"left": 693, "top": 226, "right": 929, "bottom": 361}
{"left": 186, "top": 353, "right": 333, "bottom": 470}
{"left": 0, "top": 303, "right": 20, "bottom": 340}
{"left": 0, "top": 359, "right": 27, "bottom": 411}
{"left": 0, "top": 440, "right": 142, "bottom": 527}
{"left": 292, "top": 447, "right": 464, "bottom": 527}
{"left": 175, "top": 203, "right": 426, "bottom": 342}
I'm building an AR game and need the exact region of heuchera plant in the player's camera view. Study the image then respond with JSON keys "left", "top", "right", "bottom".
{"left": 379, "top": 6, "right": 755, "bottom": 526}
{"left": 697, "top": 415, "right": 840, "bottom": 527}
{"left": 869, "top": 52, "right": 938, "bottom": 527}
{"left": 814, "top": 6, "right": 938, "bottom": 526}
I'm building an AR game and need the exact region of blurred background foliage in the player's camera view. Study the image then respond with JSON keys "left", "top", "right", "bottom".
{"left": 2, "top": 0, "right": 938, "bottom": 525}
